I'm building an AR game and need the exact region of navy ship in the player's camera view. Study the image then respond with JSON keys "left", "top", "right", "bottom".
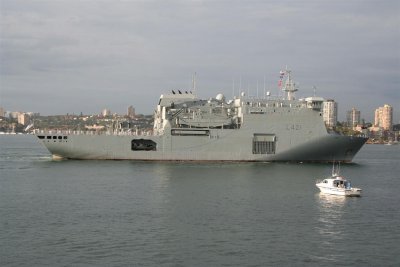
{"left": 36, "top": 70, "right": 367, "bottom": 162}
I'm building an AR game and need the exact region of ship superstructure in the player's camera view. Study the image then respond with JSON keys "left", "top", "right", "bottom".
{"left": 36, "top": 70, "right": 367, "bottom": 162}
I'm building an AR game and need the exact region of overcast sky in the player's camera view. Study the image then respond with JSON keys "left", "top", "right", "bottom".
{"left": 1, "top": 0, "right": 399, "bottom": 122}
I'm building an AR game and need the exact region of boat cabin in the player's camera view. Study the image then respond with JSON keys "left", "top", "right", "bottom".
{"left": 321, "top": 178, "right": 351, "bottom": 189}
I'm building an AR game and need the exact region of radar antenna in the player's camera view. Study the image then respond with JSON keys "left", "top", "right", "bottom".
{"left": 282, "top": 69, "right": 298, "bottom": 100}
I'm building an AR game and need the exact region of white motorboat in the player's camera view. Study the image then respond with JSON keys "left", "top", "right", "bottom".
{"left": 316, "top": 165, "right": 362, "bottom": 197}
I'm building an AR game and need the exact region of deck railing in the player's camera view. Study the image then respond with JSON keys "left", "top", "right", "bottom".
{"left": 33, "top": 129, "right": 154, "bottom": 136}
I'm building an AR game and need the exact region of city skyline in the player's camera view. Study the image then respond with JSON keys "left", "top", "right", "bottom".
{"left": 1, "top": 0, "right": 399, "bottom": 122}
{"left": 0, "top": 102, "right": 396, "bottom": 126}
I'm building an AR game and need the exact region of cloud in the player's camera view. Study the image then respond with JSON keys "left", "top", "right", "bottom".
{"left": 1, "top": 0, "right": 399, "bottom": 121}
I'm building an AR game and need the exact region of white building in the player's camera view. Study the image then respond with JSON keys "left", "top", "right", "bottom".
{"left": 347, "top": 108, "right": 361, "bottom": 128}
{"left": 101, "top": 108, "right": 111, "bottom": 117}
{"left": 374, "top": 104, "right": 393, "bottom": 131}
{"left": 0, "top": 107, "right": 5, "bottom": 117}
{"left": 18, "top": 113, "right": 30, "bottom": 126}
{"left": 323, "top": 99, "right": 338, "bottom": 128}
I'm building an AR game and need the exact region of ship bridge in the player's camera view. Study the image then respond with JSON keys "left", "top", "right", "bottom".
{"left": 304, "top": 97, "right": 324, "bottom": 111}
{"left": 158, "top": 91, "right": 197, "bottom": 107}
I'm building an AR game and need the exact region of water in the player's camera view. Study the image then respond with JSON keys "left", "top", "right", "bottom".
{"left": 1, "top": 135, "right": 399, "bottom": 266}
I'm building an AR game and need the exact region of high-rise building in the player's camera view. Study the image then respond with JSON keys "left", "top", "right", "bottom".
{"left": 0, "top": 107, "right": 5, "bottom": 117}
{"left": 18, "top": 113, "right": 30, "bottom": 126}
{"left": 374, "top": 104, "right": 393, "bottom": 130}
{"left": 9, "top": 112, "right": 19, "bottom": 119}
{"left": 323, "top": 99, "right": 337, "bottom": 128}
{"left": 346, "top": 108, "right": 360, "bottom": 128}
{"left": 127, "top": 105, "right": 136, "bottom": 118}
{"left": 102, "top": 108, "right": 111, "bottom": 117}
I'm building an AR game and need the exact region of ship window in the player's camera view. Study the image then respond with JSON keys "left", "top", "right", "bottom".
{"left": 53, "top": 136, "right": 57, "bottom": 139}
{"left": 171, "top": 129, "right": 210, "bottom": 136}
{"left": 63, "top": 136, "right": 68, "bottom": 139}
{"left": 131, "top": 139, "right": 157, "bottom": 151}
{"left": 58, "top": 136, "right": 62, "bottom": 139}
{"left": 38, "top": 136, "right": 45, "bottom": 139}
{"left": 47, "top": 136, "right": 51, "bottom": 139}
{"left": 252, "top": 134, "right": 276, "bottom": 154}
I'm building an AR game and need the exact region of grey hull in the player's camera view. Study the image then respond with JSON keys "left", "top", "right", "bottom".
{"left": 266, "top": 135, "right": 367, "bottom": 162}
{"left": 37, "top": 133, "right": 367, "bottom": 163}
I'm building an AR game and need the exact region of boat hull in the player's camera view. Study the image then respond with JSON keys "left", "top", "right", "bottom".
{"left": 36, "top": 131, "right": 367, "bottom": 162}
{"left": 316, "top": 184, "right": 362, "bottom": 196}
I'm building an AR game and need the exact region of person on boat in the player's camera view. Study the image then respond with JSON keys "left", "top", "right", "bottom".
{"left": 345, "top": 181, "right": 351, "bottom": 189}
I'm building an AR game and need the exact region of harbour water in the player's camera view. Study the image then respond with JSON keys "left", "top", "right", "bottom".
{"left": 1, "top": 135, "right": 399, "bottom": 266}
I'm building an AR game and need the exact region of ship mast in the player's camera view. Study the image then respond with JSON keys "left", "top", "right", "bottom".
{"left": 192, "top": 72, "right": 197, "bottom": 95}
{"left": 282, "top": 69, "right": 298, "bottom": 100}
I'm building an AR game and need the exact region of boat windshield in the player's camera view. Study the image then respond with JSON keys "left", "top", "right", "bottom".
{"left": 334, "top": 180, "right": 346, "bottom": 188}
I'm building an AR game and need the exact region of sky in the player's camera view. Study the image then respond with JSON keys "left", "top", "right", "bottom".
{"left": 1, "top": 0, "right": 399, "bottom": 122}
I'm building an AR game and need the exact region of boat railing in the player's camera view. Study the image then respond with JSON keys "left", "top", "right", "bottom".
{"left": 33, "top": 129, "right": 155, "bottom": 136}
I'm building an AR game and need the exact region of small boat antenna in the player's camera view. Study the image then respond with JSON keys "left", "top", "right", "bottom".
{"left": 332, "top": 161, "right": 341, "bottom": 176}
